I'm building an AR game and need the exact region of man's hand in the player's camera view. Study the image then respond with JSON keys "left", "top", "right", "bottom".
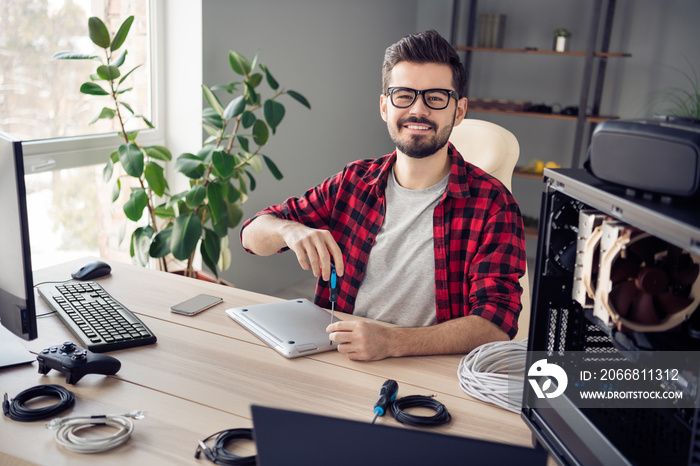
{"left": 241, "top": 215, "right": 344, "bottom": 281}
{"left": 281, "top": 222, "right": 344, "bottom": 280}
{"left": 327, "top": 320, "right": 394, "bottom": 361}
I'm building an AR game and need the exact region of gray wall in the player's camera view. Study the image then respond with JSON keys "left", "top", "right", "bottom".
{"left": 202, "top": 0, "right": 417, "bottom": 294}
{"left": 199, "top": 0, "right": 700, "bottom": 293}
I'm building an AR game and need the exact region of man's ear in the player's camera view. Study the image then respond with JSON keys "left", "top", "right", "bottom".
{"left": 454, "top": 97, "right": 468, "bottom": 126}
{"left": 380, "top": 93, "right": 388, "bottom": 122}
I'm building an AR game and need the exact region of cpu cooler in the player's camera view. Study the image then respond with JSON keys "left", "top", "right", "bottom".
{"left": 594, "top": 229, "right": 700, "bottom": 332}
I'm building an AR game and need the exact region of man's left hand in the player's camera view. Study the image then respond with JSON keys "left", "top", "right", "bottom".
{"left": 327, "top": 320, "right": 394, "bottom": 361}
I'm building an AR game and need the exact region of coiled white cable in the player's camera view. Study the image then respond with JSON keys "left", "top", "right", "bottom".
{"left": 46, "top": 410, "right": 146, "bottom": 453}
{"left": 458, "top": 339, "right": 527, "bottom": 413}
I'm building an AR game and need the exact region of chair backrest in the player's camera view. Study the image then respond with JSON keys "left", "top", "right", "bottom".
{"left": 449, "top": 118, "right": 531, "bottom": 340}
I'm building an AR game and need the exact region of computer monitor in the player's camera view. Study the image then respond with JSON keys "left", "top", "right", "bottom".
{"left": 0, "top": 131, "right": 37, "bottom": 341}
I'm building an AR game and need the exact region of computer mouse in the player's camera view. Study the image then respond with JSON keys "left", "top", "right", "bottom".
{"left": 71, "top": 261, "right": 112, "bottom": 280}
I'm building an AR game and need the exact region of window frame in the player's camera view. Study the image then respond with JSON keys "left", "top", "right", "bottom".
{"left": 21, "top": 0, "right": 165, "bottom": 174}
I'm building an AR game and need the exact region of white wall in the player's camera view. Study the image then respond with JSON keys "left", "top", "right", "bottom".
{"left": 200, "top": 0, "right": 418, "bottom": 294}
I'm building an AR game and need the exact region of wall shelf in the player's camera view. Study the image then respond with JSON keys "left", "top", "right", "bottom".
{"left": 456, "top": 46, "right": 631, "bottom": 58}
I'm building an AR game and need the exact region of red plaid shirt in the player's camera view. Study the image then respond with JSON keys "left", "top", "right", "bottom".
{"left": 241, "top": 144, "right": 526, "bottom": 338}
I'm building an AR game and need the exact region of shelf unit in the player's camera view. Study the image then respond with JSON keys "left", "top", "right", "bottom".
{"left": 451, "top": 0, "right": 631, "bottom": 170}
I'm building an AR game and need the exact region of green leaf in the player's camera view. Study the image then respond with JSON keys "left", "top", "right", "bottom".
{"left": 245, "top": 170, "right": 257, "bottom": 191}
{"left": 263, "top": 155, "right": 284, "bottom": 180}
{"left": 223, "top": 95, "right": 246, "bottom": 120}
{"left": 88, "top": 17, "right": 111, "bottom": 49}
{"left": 110, "top": 151, "right": 119, "bottom": 164}
{"left": 185, "top": 185, "right": 206, "bottom": 209}
{"left": 259, "top": 64, "right": 279, "bottom": 90}
{"left": 88, "top": 107, "right": 116, "bottom": 125}
{"left": 170, "top": 213, "right": 203, "bottom": 261}
{"left": 218, "top": 236, "right": 232, "bottom": 272}
{"left": 212, "top": 151, "right": 236, "bottom": 178}
{"left": 241, "top": 111, "right": 256, "bottom": 128}
{"left": 263, "top": 100, "right": 285, "bottom": 134}
{"left": 149, "top": 228, "right": 172, "bottom": 258}
{"left": 131, "top": 225, "right": 154, "bottom": 266}
{"left": 103, "top": 159, "right": 114, "bottom": 182}
{"left": 203, "top": 107, "right": 224, "bottom": 130}
{"left": 154, "top": 203, "right": 176, "bottom": 219}
{"left": 247, "top": 73, "right": 263, "bottom": 89}
{"left": 80, "top": 82, "right": 109, "bottom": 96}
{"left": 227, "top": 201, "right": 244, "bottom": 228}
{"left": 175, "top": 153, "right": 205, "bottom": 179}
{"left": 226, "top": 181, "right": 241, "bottom": 203}
{"left": 202, "top": 85, "right": 224, "bottom": 117}
{"left": 97, "top": 65, "right": 121, "bottom": 81}
{"left": 111, "top": 16, "right": 134, "bottom": 51}
{"left": 287, "top": 90, "right": 311, "bottom": 109}
{"left": 118, "top": 64, "right": 142, "bottom": 85}
{"left": 144, "top": 161, "right": 168, "bottom": 197}
{"left": 52, "top": 51, "right": 98, "bottom": 60}
{"left": 244, "top": 82, "right": 259, "bottom": 105}
{"left": 206, "top": 182, "right": 227, "bottom": 227}
{"left": 111, "top": 179, "right": 121, "bottom": 203}
{"left": 200, "top": 228, "right": 221, "bottom": 278}
{"left": 118, "top": 143, "right": 145, "bottom": 177}
{"left": 145, "top": 145, "right": 172, "bottom": 162}
{"left": 124, "top": 188, "right": 149, "bottom": 221}
{"left": 110, "top": 49, "right": 128, "bottom": 68}
{"left": 229, "top": 51, "right": 251, "bottom": 76}
{"left": 247, "top": 154, "right": 263, "bottom": 175}
{"left": 252, "top": 119, "right": 269, "bottom": 146}
{"left": 237, "top": 136, "right": 250, "bottom": 153}
{"left": 120, "top": 102, "right": 135, "bottom": 114}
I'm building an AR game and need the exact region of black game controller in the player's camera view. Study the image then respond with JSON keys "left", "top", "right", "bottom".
{"left": 37, "top": 341, "right": 121, "bottom": 384}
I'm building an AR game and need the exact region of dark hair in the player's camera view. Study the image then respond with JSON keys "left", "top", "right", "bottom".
{"left": 382, "top": 30, "right": 466, "bottom": 97}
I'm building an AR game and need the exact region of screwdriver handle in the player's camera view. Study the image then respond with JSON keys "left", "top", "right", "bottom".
{"left": 373, "top": 379, "right": 399, "bottom": 417}
{"left": 329, "top": 264, "right": 339, "bottom": 303}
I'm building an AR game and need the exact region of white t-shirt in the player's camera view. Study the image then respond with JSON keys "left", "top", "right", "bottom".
{"left": 353, "top": 168, "right": 449, "bottom": 327}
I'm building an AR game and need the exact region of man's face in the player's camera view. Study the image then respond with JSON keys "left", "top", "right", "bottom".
{"left": 380, "top": 62, "right": 467, "bottom": 159}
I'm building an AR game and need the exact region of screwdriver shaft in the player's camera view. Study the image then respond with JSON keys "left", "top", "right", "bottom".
{"left": 371, "top": 412, "right": 379, "bottom": 424}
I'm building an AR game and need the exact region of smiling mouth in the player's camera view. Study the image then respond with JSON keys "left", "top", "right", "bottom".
{"left": 404, "top": 124, "right": 432, "bottom": 131}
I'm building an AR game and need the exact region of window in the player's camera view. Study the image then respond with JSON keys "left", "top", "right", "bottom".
{"left": 1, "top": 0, "right": 163, "bottom": 268}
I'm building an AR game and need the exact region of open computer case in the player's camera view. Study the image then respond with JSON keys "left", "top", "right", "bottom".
{"left": 522, "top": 168, "right": 700, "bottom": 466}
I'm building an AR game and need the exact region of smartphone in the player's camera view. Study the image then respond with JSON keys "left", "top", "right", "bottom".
{"left": 170, "top": 294, "right": 223, "bottom": 316}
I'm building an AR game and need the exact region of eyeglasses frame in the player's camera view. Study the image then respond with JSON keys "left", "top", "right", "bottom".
{"left": 386, "top": 87, "right": 460, "bottom": 110}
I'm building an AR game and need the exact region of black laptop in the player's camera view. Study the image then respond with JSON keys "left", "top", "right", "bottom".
{"left": 251, "top": 405, "right": 548, "bottom": 465}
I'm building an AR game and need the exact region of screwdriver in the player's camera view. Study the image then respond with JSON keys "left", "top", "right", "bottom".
{"left": 329, "top": 264, "right": 339, "bottom": 343}
{"left": 371, "top": 379, "right": 399, "bottom": 424}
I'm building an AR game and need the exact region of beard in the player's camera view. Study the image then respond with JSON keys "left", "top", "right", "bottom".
{"left": 388, "top": 113, "right": 455, "bottom": 159}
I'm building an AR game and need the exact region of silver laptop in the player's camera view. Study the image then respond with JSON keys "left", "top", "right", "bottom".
{"left": 225, "top": 298, "right": 339, "bottom": 358}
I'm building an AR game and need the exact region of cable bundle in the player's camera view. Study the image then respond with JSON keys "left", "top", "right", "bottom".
{"left": 390, "top": 395, "right": 451, "bottom": 427}
{"left": 46, "top": 410, "right": 146, "bottom": 453}
{"left": 458, "top": 339, "right": 528, "bottom": 413}
{"left": 3, "top": 385, "right": 75, "bottom": 422}
{"left": 195, "top": 428, "right": 256, "bottom": 465}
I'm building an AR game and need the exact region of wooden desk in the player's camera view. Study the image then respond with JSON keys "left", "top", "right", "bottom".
{"left": 1, "top": 258, "right": 537, "bottom": 465}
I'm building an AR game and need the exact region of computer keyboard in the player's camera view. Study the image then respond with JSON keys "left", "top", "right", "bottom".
{"left": 38, "top": 281, "right": 157, "bottom": 352}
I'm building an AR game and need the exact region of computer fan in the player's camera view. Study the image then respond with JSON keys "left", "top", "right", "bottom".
{"left": 596, "top": 229, "right": 700, "bottom": 332}
{"left": 572, "top": 210, "right": 605, "bottom": 308}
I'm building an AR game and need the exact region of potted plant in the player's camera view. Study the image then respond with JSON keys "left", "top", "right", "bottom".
{"left": 53, "top": 15, "right": 310, "bottom": 281}
{"left": 553, "top": 28, "right": 572, "bottom": 52}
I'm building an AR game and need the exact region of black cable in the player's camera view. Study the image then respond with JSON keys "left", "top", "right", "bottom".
{"left": 390, "top": 395, "right": 451, "bottom": 427}
{"left": 195, "top": 428, "right": 256, "bottom": 465}
{"left": 3, "top": 384, "right": 75, "bottom": 422}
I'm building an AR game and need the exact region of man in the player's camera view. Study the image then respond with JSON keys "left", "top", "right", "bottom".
{"left": 241, "top": 30, "right": 526, "bottom": 361}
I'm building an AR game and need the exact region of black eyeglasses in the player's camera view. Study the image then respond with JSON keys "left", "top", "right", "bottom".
{"left": 386, "top": 87, "right": 459, "bottom": 110}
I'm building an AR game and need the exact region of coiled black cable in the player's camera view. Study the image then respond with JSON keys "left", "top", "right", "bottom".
{"left": 195, "top": 428, "right": 256, "bottom": 465}
{"left": 3, "top": 384, "right": 75, "bottom": 422}
{"left": 390, "top": 395, "right": 451, "bottom": 427}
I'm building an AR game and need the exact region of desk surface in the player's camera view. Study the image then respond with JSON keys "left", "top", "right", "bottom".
{"left": 2, "top": 258, "right": 538, "bottom": 465}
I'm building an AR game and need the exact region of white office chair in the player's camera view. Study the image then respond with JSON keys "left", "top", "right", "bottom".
{"left": 449, "top": 118, "right": 531, "bottom": 340}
